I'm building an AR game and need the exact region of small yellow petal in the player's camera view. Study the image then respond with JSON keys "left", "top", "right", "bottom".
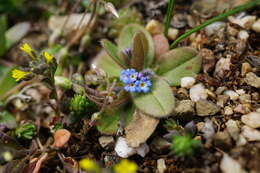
{"left": 20, "top": 43, "right": 34, "bottom": 58}
{"left": 44, "top": 51, "right": 54, "bottom": 63}
{"left": 114, "top": 159, "right": 138, "bottom": 173}
{"left": 79, "top": 158, "right": 99, "bottom": 172}
{"left": 12, "top": 69, "right": 31, "bottom": 82}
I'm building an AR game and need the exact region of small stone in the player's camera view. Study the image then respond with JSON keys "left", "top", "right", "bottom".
{"left": 257, "top": 108, "right": 260, "bottom": 113}
{"left": 235, "top": 89, "right": 246, "bottom": 95}
{"left": 241, "top": 112, "right": 260, "bottom": 129}
{"left": 167, "top": 28, "right": 179, "bottom": 40}
{"left": 227, "top": 25, "right": 238, "bottom": 36}
{"left": 217, "top": 95, "right": 229, "bottom": 107}
{"left": 252, "top": 19, "right": 260, "bottom": 33}
{"left": 181, "top": 77, "right": 196, "bottom": 89}
{"left": 53, "top": 129, "right": 71, "bottom": 148}
{"left": 216, "top": 86, "right": 227, "bottom": 95}
{"left": 153, "top": 34, "right": 169, "bottom": 60}
{"left": 228, "top": 15, "right": 256, "bottom": 29}
{"left": 224, "top": 106, "right": 233, "bottom": 115}
{"left": 189, "top": 83, "right": 208, "bottom": 102}
{"left": 234, "top": 104, "right": 246, "bottom": 114}
{"left": 238, "top": 30, "right": 249, "bottom": 40}
{"left": 150, "top": 137, "right": 171, "bottom": 154}
{"left": 196, "top": 99, "right": 220, "bottom": 116}
{"left": 251, "top": 92, "right": 259, "bottom": 101}
{"left": 115, "top": 137, "right": 136, "bottom": 158}
{"left": 196, "top": 122, "right": 205, "bottom": 132}
{"left": 220, "top": 154, "right": 246, "bottom": 173}
{"left": 157, "top": 159, "right": 167, "bottom": 173}
{"left": 244, "top": 72, "right": 260, "bottom": 88}
{"left": 226, "top": 120, "right": 239, "bottom": 141}
{"left": 236, "top": 134, "right": 247, "bottom": 146}
{"left": 241, "top": 62, "right": 252, "bottom": 76}
{"left": 224, "top": 90, "right": 239, "bottom": 101}
{"left": 146, "top": 19, "right": 163, "bottom": 35}
{"left": 99, "top": 136, "right": 114, "bottom": 150}
{"left": 239, "top": 94, "right": 251, "bottom": 104}
{"left": 242, "top": 126, "right": 260, "bottom": 141}
{"left": 205, "top": 22, "right": 226, "bottom": 36}
{"left": 136, "top": 143, "right": 149, "bottom": 157}
{"left": 206, "top": 89, "right": 217, "bottom": 99}
{"left": 202, "top": 119, "right": 215, "bottom": 141}
{"left": 174, "top": 100, "right": 195, "bottom": 119}
{"left": 214, "top": 130, "right": 232, "bottom": 149}
{"left": 200, "top": 48, "right": 216, "bottom": 73}
{"left": 214, "top": 58, "right": 231, "bottom": 79}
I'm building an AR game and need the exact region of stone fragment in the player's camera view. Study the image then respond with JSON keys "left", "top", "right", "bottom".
{"left": 174, "top": 100, "right": 195, "bottom": 118}
{"left": 217, "top": 95, "right": 229, "bottom": 107}
{"left": 224, "top": 90, "right": 239, "bottom": 101}
{"left": 189, "top": 83, "right": 208, "bottom": 102}
{"left": 242, "top": 126, "right": 260, "bottom": 141}
{"left": 99, "top": 136, "right": 114, "bottom": 150}
{"left": 181, "top": 77, "right": 196, "bottom": 89}
{"left": 157, "top": 159, "right": 167, "bottom": 173}
{"left": 196, "top": 99, "right": 220, "bottom": 116}
{"left": 241, "top": 112, "right": 260, "bottom": 128}
{"left": 150, "top": 137, "right": 171, "bottom": 154}
{"left": 146, "top": 19, "right": 163, "bottom": 35}
{"left": 214, "top": 58, "right": 231, "bottom": 78}
{"left": 167, "top": 28, "right": 179, "bottom": 40}
{"left": 226, "top": 120, "right": 240, "bottom": 141}
{"left": 244, "top": 72, "right": 260, "bottom": 88}
{"left": 220, "top": 154, "right": 247, "bottom": 173}
{"left": 241, "top": 62, "right": 252, "bottom": 76}
{"left": 224, "top": 106, "right": 233, "bottom": 115}
{"left": 252, "top": 19, "right": 260, "bottom": 33}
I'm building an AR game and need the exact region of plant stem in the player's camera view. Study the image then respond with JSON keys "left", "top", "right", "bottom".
{"left": 170, "top": 0, "right": 260, "bottom": 49}
{"left": 164, "top": 0, "right": 175, "bottom": 37}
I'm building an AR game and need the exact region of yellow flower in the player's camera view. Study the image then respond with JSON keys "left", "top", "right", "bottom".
{"left": 43, "top": 51, "right": 54, "bottom": 63}
{"left": 20, "top": 43, "right": 34, "bottom": 58}
{"left": 114, "top": 159, "right": 138, "bottom": 173}
{"left": 12, "top": 69, "right": 31, "bottom": 81}
{"left": 79, "top": 158, "right": 100, "bottom": 172}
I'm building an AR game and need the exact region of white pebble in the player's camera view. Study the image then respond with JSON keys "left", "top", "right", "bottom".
{"left": 189, "top": 83, "right": 208, "bottom": 102}
{"left": 220, "top": 154, "right": 246, "bottom": 173}
{"left": 224, "top": 90, "right": 239, "bottom": 101}
{"left": 252, "top": 19, "right": 260, "bottom": 33}
{"left": 136, "top": 143, "right": 149, "bottom": 157}
{"left": 181, "top": 77, "right": 196, "bottom": 89}
{"left": 241, "top": 112, "right": 260, "bottom": 129}
{"left": 228, "top": 15, "right": 256, "bottom": 29}
{"left": 214, "top": 58, "right": 231, "bottom": 78}
{"left": 202, "top": 119, "right": 215, "bottom": 141}
{"left": 235, "top": 89, "right": 245, "bottom": 95}
{"left": 205, "top": 22, "right": 226, "bottom": 36}
{"left": 238, "top": 30, "right": 249, "bottom": 40}
{"left": 242, "top": 126, "right": 260, "bottom": 141}
{"left": 226, "top": 120, "right": 239, "bottom": 141}
{"left": 157, "top": 159, "right": 167, "bottom": 173}
{"left": 115, "top": 137, "right": 136, "bottom": 158}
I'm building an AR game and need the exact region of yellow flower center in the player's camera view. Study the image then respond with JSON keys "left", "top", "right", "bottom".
{"left": 79, "top": 158, "right": 99, "bottom": 172}
{"left": 114, "top": 159, "right": 138, "bottom": 173}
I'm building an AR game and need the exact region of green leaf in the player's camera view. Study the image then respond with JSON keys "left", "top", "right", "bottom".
{"left": 96, "top": 105, "right": 134, "bottom": 135}
{"left": 0, "top": 111, "right": 17, "bottom": 129}
{"left": 92, "top": 50, "right": 123, "bottom": 77}
{"left": 132, "top": 78, "right": 175, "bottom": 118}
{"left": 101, "top": 39, "right": 126, "bottom": 68}
{"left": 0, "top": 15, "right": 7, "bottom": 56}
{"left": 118, "top": 24, "right": 155, "bottom": 68}
{"left": 131, "top": 31, "right": 148, "bottom": 71}
{"left": 0, "top": 65, "right": 17, "bottom": 100}
{"left": 157, "top": 47, "right": 202, "bottom": 86}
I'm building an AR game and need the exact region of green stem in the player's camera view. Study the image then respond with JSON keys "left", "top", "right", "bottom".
{"left": 170, "top": 0, "right": 260, "bottom": 49}
{"left": 164, "top": 0, "right": 175, "bottom": 37}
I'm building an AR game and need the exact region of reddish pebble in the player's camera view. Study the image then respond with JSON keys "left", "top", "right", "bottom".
{"left": 153, "top": 34, "right": 169, "bottom": 60}
{"left": 53, "top": 129, "right": 71, "bottom": 148}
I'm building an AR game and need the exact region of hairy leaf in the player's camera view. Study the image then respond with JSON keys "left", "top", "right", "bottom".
{"left": 131, "top": 32, "right": 148, "bottom": 71}
{"left": 132, "top": 78, "right": 175, "bottom": 118}
{"left": 157, "top": 47, "right": 202, "bottom": 86}
{"left": 118, "top": 24, "right": 154, "bottom": 67}
{"left": 96, "top": 105, "right": 134, "bottom": 135}
{"left": 0, "top": 66, "right": 17, "bottom": 100}
{"left": 101, "top": 39, "right": 126, "bottom": 68}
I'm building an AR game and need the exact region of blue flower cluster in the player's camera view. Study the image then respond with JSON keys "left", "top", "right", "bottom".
{"left": 120, "top": 69, "right": 152, "bottom": 93}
